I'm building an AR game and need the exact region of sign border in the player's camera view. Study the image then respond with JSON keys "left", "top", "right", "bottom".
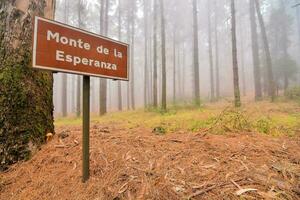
{"left": 33, "top": 16, "right": 130, "bottom": 81}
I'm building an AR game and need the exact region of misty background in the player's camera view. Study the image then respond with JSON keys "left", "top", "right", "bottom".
{"left": 52, "top": 0, "right": 300, "bottom": 117}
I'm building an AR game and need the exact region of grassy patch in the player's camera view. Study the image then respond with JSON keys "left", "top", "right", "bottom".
{"left": 55, "top": 100, "right": 300, "bottom": 137}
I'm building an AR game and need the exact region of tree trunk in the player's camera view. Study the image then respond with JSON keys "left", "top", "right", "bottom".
{"left": 297, "top": 1, "right": 300, "bottom": 84}
{"left": 192, "top": 0, "right": 200, "bottom": 106}
{"left": 61, "top": 0, "right": 68, "bottom": 117}
{"left": 255, "top": 0, "right": 275, "bottom": 101}
{"left": 160, "top": 0, "right": 167, "bottom": 111}
{"left": 214, "top": 0, "right": 220, "bottom": 100}
{"left": 230, "top": 0, "right": 241, "bottom": 107}
{"left": 99, "top": 0, "right": 109, "bottom": 115}
{"left": 0, "top": 0, "right": 55, "bottom": 171}
{"left": 173, "top": 29, "right": 176, "bottom": 104}
{"left": 249, "top": 0, "right": 262, "bottom": 100}
{"left": 207, "top": 0, "right": 215, "bottom": 102}
{"left": 153, "top": 0, "right": 158, "bottom": 108}
{"left": 130, "top": 0, "right": 136, "bottom": 110}
{"left": 126, "top": 1, "right": 131, "bottom": 110}
{"left": 144, "top": 0, "right": 149, "bottom": 108}
{"left": 117, "top": 0, "right": 122, "bottom": 111}
{"left": 297, "top": 1, "right": 300, "bottom": 48}
{"left": 76, "top": 0, "right": 85, "bottom": 117}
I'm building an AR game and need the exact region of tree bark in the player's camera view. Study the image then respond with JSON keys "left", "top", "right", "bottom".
{"left": 153, "top": 0, "right": 158, "bottom": 108}
{"left": 76, "top": 0, "right": 85, "bottom": 117}
{"left": 0, "top": 0, "right": 55, "bottom": 171}
{"left": 230, "top": 0, "right": 241, "bottom": 107}
{"left": 192, "top": 0, "right": 200, "bottom": 106}
{"left": 214, "top": 0, "right": 220, "bottom": 100}
{"left": 160, "top": 0, "right": 167, "bottom": 111}
{"left": 249, "top": 0, "right": 262, "bottom": 100}
{"left": 126, "top": 0, "right": 131, "bottom": 110}
{"left": 144, "top": 0, "right": 149, "bottom": 107}
{"left": 207, "top": 0, "right": 215, "bottom": 102}
{"left": 99, "top": 0, "right": 109, "bottom": 115}
{"left": 255, "top": 0, "right": 275, "bottom": 101}
{"left": 173, "top": 29, "right": 176, "bottom": 104}
{"left": 61, "top": 0, "right": 68, "bottom": 117}
{"left": 117, "top": 0, "right": 122, "bottom": 111}
{"left": 130, "top": 0, "right": 136, "bottom": 110}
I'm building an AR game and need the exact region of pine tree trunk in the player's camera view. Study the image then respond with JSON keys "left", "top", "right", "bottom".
{"left": 143, "top": 0, "right": 149, "bottom": 108}
{"left": 230, "top": 0, "right": 241, "bottom": 107}
{"left": 126, "top": 1, "right": 131, "bottom": 110}
{"left": 255, "top": 0, "right": 275, "bottom": 101}
{"left": 130, "top": 0, "right": 136, "bottom": 110}
{"left": 297, "top": 1, "right": 300, "bottom": 82}
{"left": 207, "top": 0, "right": 215, "bottom": 102}
{"left": 61, "top": 0, "right": 69, "bottom": 117}
{"left": 214, "top": 0, "right": 220, "bottom": 100}
{"left": 192, "top": 0, "right": 200, "bottom": 106}
{"left": 173, "top": 29, "right": 176, "bottom": 104}
{"left": 153, "top": 0, "right": 158, "bottom": 108}
{"left": 99, "top": 0, "right": 109, "bottom": 115}
{"left": 117, "top": 0, "right": 122, "bottom": 111}
{"left": 0, "top": 0, "right": 55, "bottom": 171}
{"left": 249, "top": 0, "right": 262, "bottom": 100}
{"left": 160, "top": 0, "right": 167, "bottom": 111}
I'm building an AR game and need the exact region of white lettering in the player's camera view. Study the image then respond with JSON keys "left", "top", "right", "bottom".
{"left": 47, "top": 30, "right": 59, "bottom": 42}
{"left": 55, "top": 50, "right": 118, "bottom": 70}
{"left": 56, "top": 50, "right": 65, "bottom": 61}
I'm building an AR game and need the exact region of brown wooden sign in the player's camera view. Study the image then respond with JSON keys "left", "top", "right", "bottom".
{"left": 33, "top": 16, "right": 129, "bottom": 80}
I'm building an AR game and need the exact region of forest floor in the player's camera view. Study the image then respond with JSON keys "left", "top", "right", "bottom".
{"left": 1, "top": 99, "right": 300, "bottom": 200}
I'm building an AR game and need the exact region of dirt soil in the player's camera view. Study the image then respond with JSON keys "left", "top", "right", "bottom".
{"left": 1, "top": 122, "right": 300, "bottom": 200}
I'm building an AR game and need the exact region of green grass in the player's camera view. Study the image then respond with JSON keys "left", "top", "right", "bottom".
{"left": 55, "top": 100, "right": 300, "bottom": 137}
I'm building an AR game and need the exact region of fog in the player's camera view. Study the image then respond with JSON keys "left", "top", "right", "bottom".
{"left": 52, "top": 0, "right": 300, "bottom": 117}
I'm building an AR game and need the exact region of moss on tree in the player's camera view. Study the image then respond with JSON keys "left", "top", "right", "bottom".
{"left": 0, "top": 0, "right": 54, "bottom": 171}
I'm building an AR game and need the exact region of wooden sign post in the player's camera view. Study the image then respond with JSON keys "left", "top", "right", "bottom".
{"left": 33, "top": 16, "right": 129, "bottom": 182}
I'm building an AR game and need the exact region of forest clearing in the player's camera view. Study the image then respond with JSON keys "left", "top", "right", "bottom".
{"left": 1, "top": 99, "right": 300, "bottom": 200}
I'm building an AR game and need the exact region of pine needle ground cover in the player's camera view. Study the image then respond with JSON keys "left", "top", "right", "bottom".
{"left": 1, "top": 100, "right": 300, "bottom": 199}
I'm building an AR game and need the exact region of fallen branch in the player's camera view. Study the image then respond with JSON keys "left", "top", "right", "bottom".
{"left": 187, "top": 185, "right": 217, "bottom": 200}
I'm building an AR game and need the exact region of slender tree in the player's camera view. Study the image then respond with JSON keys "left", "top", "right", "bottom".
{"left": 130, "top": 0, "right": 136, "bottom": 110}
{"left": 160, "top": 0, "right": 167, "bottom": 111}
{"left": 214, "top": 0, "right": 220, "bottom": 100}
{"left": 255, "top": 0, "right": 275, "bottom": 101}
{"left": 117, "top": 0, "right": 122, "bottom": 111}
{"left": 126, "top": 0, "right": 131, "bottom": 110}
{"left": 76, "top": 0, "right": 85, "bottom": 117}
{"left": 153, "top": 0, "right": 158, "bottom": 108}
{"left": 0, "top": 0, "right": 55, "bottom": 170}
{"left": 144, "top": 0, "right": 149, "bottom": 107}
{"left": 207, "top": 0, "right": 215, "bottom": 101}
{"left": 99, "top": 0, "right": 109, "bottom": 115}
{"left": 249, "top": 0, "right": 262, "bottom": 100}
{"left": 61, "top": 0, "right": 68, "bottom": 117}
{"left": 173, "top": 28, "right": 177, "bottom": 104}
{"left": 230, "top": 0, "right": 241, "bottom": 107}
{"left": 296, "top": 1, "right": 300, "bottom": 60}
{"left": 192, "top": 0, "right": 200, "bottom": 105}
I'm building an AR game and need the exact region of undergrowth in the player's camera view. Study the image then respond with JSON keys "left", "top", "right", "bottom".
{"left": 55, "top": 100, "right": 300, "bottom": 137}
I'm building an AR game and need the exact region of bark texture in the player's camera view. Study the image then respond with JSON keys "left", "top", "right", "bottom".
{"left": 230, "top": 0, "right": 241, "bottom": 107}
{"left": 160, "top": 0, "right": 167, "bottom": 111}
{"left": 249, "top": 0, "right": 262, "bottom": 100}
{"left": 192, "top": 0, "right": 200, "bottom": 105}
{"left": 0, "top": 0, "right": 55, "bottom": 171}
{"left": 255, "top": 0, "right": 275, "bottom": 101}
